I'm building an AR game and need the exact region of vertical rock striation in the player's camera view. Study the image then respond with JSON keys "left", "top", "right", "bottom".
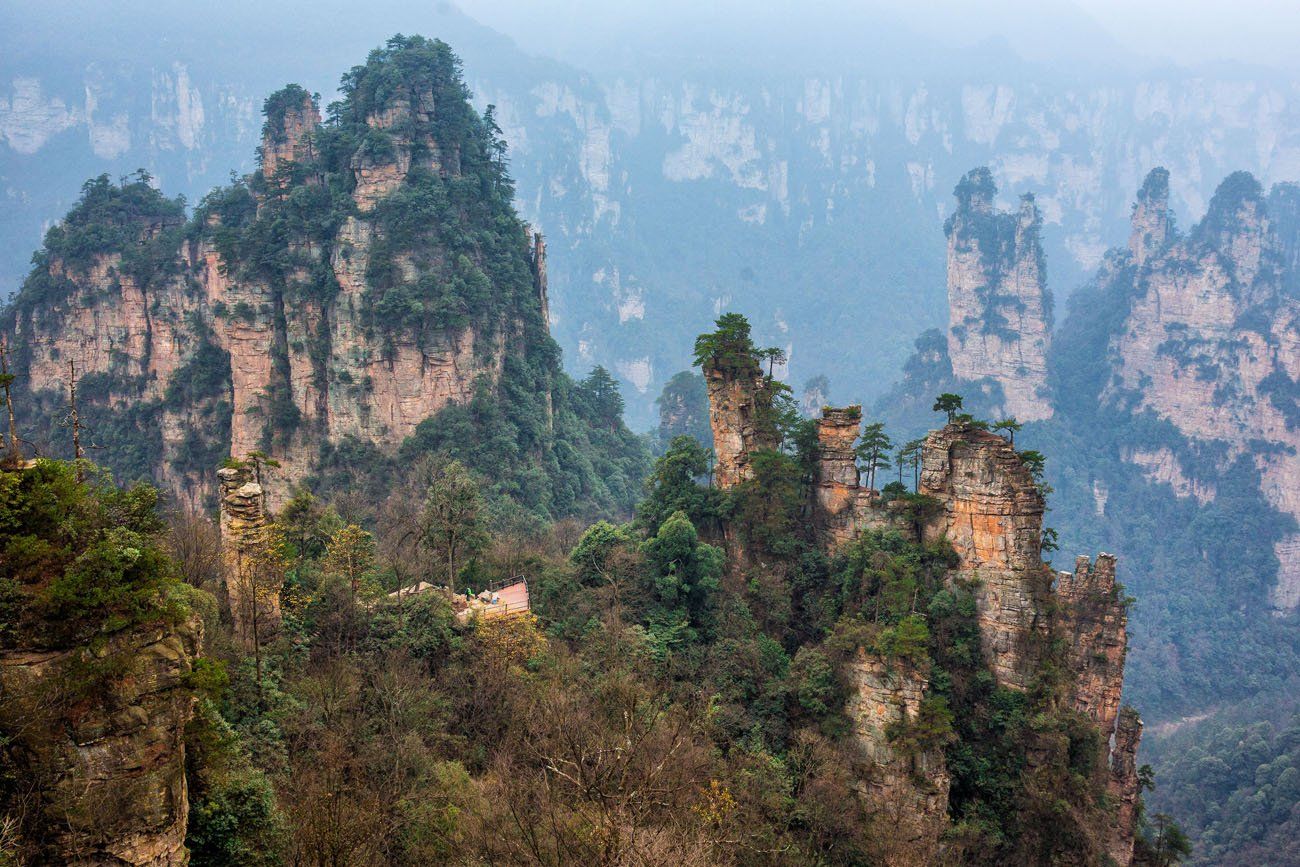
{"left": 1104, "top": 169, "right": 1300, "bottom": 611}
{"left": 847, "top": 653, "right": 950, "bottom": 867}
{"left": 0, "top": 618, "right": 201, "bottom": 866}
{"left": 918, "top": 422, "right": 1052, "bottom": 689}
{"left": 218, "top": 464, "right": 281, "bottom": 647}
{"left": 1, "top": 42, "right": 550, "bottom": 511}
{"left": 706, "top": 377, "right": 1143, "bottom": 859}
{"left": 1129, "top": 167, "right": 1172, "bottom": 268}
{"left": 1107, "top": 707, "right": 1144, "bottom": 867}
{"left": 259, "top": 85, "right": 320, "bottom": 186}
{"left": 811, "top": 405, "right": 883, "bottom": 547}
{"left": 1057, "top": 554, "right": 1128, "bottom": 738}
{"left": 944, "top": 167, "right": 1053, "bottom": 422}
{"left": 703, "top": 359, "right": 778, "bottom": 489}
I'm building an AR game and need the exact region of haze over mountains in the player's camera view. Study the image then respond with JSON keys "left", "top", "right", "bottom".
{"left": 5, "top": 0, "right": 1300, "bottom": 428}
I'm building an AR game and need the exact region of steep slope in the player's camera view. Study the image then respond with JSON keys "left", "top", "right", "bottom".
{"left": 0, "top": 461, "right": 203, "bottom": 866}
{"left": 880, "top": 164, "right": 1300, "bottom": 862}
{"left": 704, "top": 327, "right": 1144, "bottom": 863}
{"left": 1, "top": 38, "right": 647, "bottom": 517}
{"left": 7, "top": 3, "right": 1300, "bottom": 426}
{"left": 1100, "top": 170, "right": 1300, "bottom": 612}
{"left": 944, "top": 168, "right": 1053, "bottom": 422}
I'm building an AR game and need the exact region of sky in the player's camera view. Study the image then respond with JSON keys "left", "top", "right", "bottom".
{"left": 453, "top": 0, "right": 1300, "bottom": 73}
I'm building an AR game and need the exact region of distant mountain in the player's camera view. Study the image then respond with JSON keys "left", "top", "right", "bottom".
{"left": 5, "top": 1, "right": 1300, "bottom": 431}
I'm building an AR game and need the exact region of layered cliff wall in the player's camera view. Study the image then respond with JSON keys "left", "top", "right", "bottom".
{"left": 945, "top": 168, "right": 1053, "bottom": 423}
{"left": 1102, "top": 169, "right": 1300, "bottom": 611}
{"left": 848, "top": 653, "right": 950, "bottom": 866}
{"left": 702, "top": 358, "right": 779, "bottom": 490}
{"left": 918, "top": 423, "right": 1052, "bottom": 689}
{"left": 0, "top": 460, "right": 204, "bottom": 865}
{"left": 1, "top": 38, "right": 551, "bottom": 511}
{"left": 705, "top": 383, "right": 1143, "bottom": 859}
{"left": 0, "top": 618, "right": 201, "bottom": 866}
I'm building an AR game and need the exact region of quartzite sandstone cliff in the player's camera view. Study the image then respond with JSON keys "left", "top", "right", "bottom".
{"left": 705, "top": 346, "right": 1144, "bottom": 862}
{"left": 2, "top": 41, "right": 550, "bottom": 511}
{"left": 0, "top": 616, "right": 201, "bottom": 866}
{"left": 1101, "top": 168, "right": 1300, "bottom": 611}
{"left": 945, "top": 168, "right": 1053, "bottom": 423}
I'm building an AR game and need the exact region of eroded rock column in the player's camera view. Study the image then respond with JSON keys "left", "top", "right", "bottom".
{"left": 703, "top": 360, "right": 778, "bottom": 489}
{"left": 1057, "top": 554, "right": 1128, "bottom": 737}
{"left": 847, "top": 652, "right": 950, "bottom": 866}
{"left": 218, "top": 464, "right": 282, "bottom": 647}
{"left": 919, "top": 423, "right": 1052, "bottom": 689}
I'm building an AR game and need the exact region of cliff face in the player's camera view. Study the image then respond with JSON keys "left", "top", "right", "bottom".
{"left": 703, "top": 360, "right": 778, "bottom": 489}
{"left": 1103, "top": 169, "right": 1300, "bottom": 611}
{"left": 2, "top": 39, "right": 550, "bottom": 511}
{"left": 705, "top": 384, "right": 1142, "bottom": 858}
{"left": 0, "top": 617, "right": 202, "bottom": 866}
{"left": 919, "top": 423, "right": 1052, "bottom": 689}
{"left": 811, "top": 406, "right": 885, "bottom": 547}
{"left": 848, "top": 654, "right": 949, "bottom": 866}
{"left": 944, "top": 168, "right": 1053, "bottom": 423}
{"left": 1057, "top": 554, "right": 1128, "bottom": 739}
{"left": 218, "top": 464, "right": 281, "bottom": 647}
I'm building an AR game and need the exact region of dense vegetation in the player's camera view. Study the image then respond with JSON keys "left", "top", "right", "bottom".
{"left": 0, "top": 37, "right": 648, "bottom": 521}
{"left": 0, "top": 314, "right": 1159, "bottom": 865}
{"left": 872, "top": 167, "right": 1300, "bottom": 865}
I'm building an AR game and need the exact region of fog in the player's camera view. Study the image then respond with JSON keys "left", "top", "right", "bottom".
{"left": 454, "top": 0, "right": 1300, "bottom": 74}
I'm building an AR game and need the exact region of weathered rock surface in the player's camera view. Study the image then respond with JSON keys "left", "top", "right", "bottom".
{"left": 1108, "top": 707, "right": 1144, "bottom": 867}
{"left": 811, "top": 406, "right": 886, "bottom": 547}
{"left": 218, "top": 464, "right": 280, "bottom": 647}
{"left": 0, "top": 617, "right": 201, "bottom": 866}
{"left": 703, "top": 361, "right": 778, "bottom": 489}
{"left": 1104, "top": 169, "right": 1300, "bottom": 611}
{"left": 3, "top": 68, "right": 548, "bottom": 511}
{"left": 1057, "top": 554, "right": 1128, "bottom": 741}
{"left": 703, "top": 381, "right": 1143, "bottom": 859}
{"left": 945, "top": 168, "right": 1053, "bottom": 423}
{"left": 260, "top": 87, "right": 319, "bottom": 184}
{"left": 847, "top": 652, "right": 950, "bottom": 866}
{"left": 919, "top": 422, "right": 1052, "bottom": 689}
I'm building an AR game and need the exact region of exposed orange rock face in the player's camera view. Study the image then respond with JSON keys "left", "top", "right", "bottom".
{"left": 0, "top": 616, "right": 201, "bottom": 866}
{"left": 945, "top": 168, "right": 1053, "bottom": 423}
{"left": 811, "top": 406, "right": 886, "bottom": 547}
{"left": 1108, "top": 707, "right": 1144, "bottom": 867}
{"left": 1057, "top": 554, "right": 1128, "bottom": 739}
{"left": 3, "top": 76, "right": 544, "bottom": 512}
{"left": 1104, "top": 169, "right": 1300, "bottom": 611}
{"left": 919, "top": 422, "right": 1052, "bottom": 689}
{"left": 847, "top": 653, "right": 950, "bottom": 867}
{"left": 704, "top": 386, "right": 1142, "bottom": 858}
{"left": 218, "top": 464, "right": 281, "bottom": 648}
{"left": 703, "top": 361, "right": 778, "bottom": 489}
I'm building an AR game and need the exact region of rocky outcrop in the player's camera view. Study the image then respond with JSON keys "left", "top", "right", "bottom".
{"left": 918, "top": 422, "right": 1052, "bottom": 689}
{"left": 1129, "top": 168, "right": 1172, "bottom": 268}
{"left": 1104, "top": 169, "right": 1300, "bottom": 611}
{"left": 1108, "top": 707, "right": 1144, "bottom": 867}
{"left": 0, "top": 617, "right": 201, "bottom": 866}
{"left": 945, "top": 168, "right": 1053, "bottom": 423}
{"left": 2, "top": 44, "right": 550, "bottom": 511}
{"left": 847, "top": 653, "right": 950, "bottom": 866}
{"left": 1057, "top": 554, "right": 1128, "bottom": 740}
{"left": 218, "top": 464, "right": 281, "bottom": 647}
{"left": 708, "top": 392, "right": 1141, "bottom": 857}
{"left": 811, "top": 406, "right": 886, "bottom": 547}
{"left": 703, "top": 360, "right": 778, "bottom": 489}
